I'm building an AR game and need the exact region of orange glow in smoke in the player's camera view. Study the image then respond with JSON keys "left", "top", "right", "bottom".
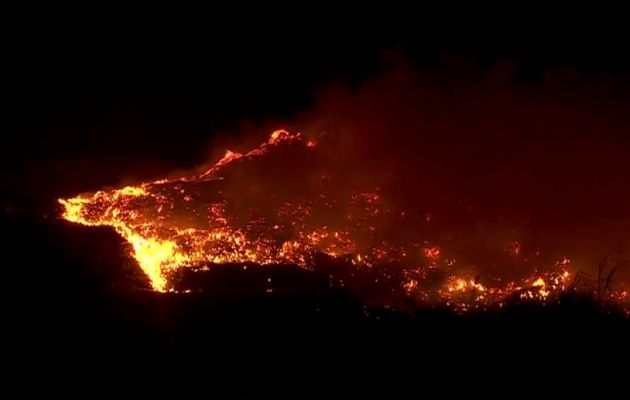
{"left": 58, "top": 130, "right": 628, "bottom": 312}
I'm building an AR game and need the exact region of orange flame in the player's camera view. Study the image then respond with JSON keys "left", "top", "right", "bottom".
{"left": 58, "top": 129, "right": 628, "bottom": 312}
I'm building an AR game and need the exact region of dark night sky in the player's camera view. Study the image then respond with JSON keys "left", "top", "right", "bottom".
{"left": 4, "top": 4, "right": 630, "bottom": 206}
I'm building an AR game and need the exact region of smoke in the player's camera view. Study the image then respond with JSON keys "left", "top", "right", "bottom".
{"left": 218, "top": 50, "right": 630, "bottom": 279}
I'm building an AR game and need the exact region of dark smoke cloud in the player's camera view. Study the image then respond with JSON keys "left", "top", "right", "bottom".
{"left": 222, "top": 51, "right": 630, "bottom": 277}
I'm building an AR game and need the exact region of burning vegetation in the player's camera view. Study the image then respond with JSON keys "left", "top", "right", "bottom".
{"left": 59, "top": 129, "right": 629, "bottom": 312}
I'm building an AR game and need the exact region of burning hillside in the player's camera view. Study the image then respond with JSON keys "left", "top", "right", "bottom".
{"left": 58, "top": 129, "right": 628, "bottom": 311}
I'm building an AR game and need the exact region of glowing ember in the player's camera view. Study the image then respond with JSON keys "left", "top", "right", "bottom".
{"left": 423, "top": 246, "right": 441, "bottom": 260}
{"left": 58, "top": 129, "right": 628, "bottom": 312}
{"left": 511, "top": 241, "right": 521, "bottom": 256}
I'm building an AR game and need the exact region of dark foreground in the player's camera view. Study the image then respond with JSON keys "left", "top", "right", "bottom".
{"left": 1, "top": 213, "right": 629, "bottom": 398}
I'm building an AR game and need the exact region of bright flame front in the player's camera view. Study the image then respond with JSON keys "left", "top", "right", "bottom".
{"left": 58, "top": 129, "right": 627, "bottom": 312}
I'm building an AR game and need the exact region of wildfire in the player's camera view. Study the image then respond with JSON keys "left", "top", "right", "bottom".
{"left": 59, "top": 130, "right": 349, "bottom": 291}
{"left": 58, "top": 129, "right": 628, "bottom": 312}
